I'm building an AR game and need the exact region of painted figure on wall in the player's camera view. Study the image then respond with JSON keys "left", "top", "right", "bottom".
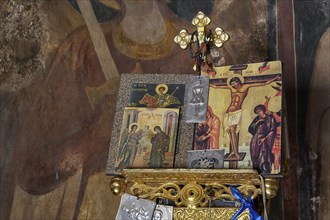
{"left": 210, "top": 74, "right": 280, "bottom": 160}
{"left": 149, "top": 126, "right": 170, "bottom": 168}
{"left": 207, "top": 45, "right": 225, "bottom": 68}
{"left": 194, "top": 106, "right": 220, "bottom": 150}
{"left": 116, "top": 124, "right": 144, "bottom": 171}
{"left": 306, "top": 28, "right": 330, "bottom": 218}
{"left": 248, "top": 105, "right": 276, "bottom": 173}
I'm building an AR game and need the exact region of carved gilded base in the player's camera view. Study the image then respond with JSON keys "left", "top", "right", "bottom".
{"left": 109, "top": 169, "right": 278, "bottom": 219}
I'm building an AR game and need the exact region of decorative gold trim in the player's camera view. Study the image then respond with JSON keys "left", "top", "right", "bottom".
{"left": 174, "top": 207, "right": 250, "bottom": 220}
{"left": 122, "top": 169, "right": 260, "bottom": 185}
{"left": 124, "top": 169, "right": 261, "bottom": 208}
{"left": 109, "top": 176, "right": 127, "bottom": 196}
{"left": 264, "top": 178, "right": 279, "bottom": 199}
{"left": 110, "top": 169, "right": 278, "bottom": 200}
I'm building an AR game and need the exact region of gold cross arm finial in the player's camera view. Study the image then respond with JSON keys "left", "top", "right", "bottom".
{"left": 192, "top": 11, "right": 211, "bottom": 28}
{"left": 213, "top": 27, "right": 229, "bottom": 47}
{"left": 192, "top": 11, "right": 211, "bottom": 43}
{"left": 174, "top": 29, "right": 192, "bottom": 49}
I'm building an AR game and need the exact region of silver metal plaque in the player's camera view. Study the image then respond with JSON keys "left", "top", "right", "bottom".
{"left": 116, "top": 194, "right": 156, "bottom": 220}
{"left": 185, "top": 76, "right": 210, "bottom": 123}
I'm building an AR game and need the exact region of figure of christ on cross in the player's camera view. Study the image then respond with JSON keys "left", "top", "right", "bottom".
{"left": 210, "top": 74, "right": 281, "bottom": 160}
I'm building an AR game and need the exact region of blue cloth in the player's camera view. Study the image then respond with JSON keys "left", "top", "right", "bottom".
{"left": 230, "top": 187, "right": 263, "bottom": 220}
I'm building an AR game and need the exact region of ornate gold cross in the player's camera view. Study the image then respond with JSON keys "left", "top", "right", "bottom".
{"left": 174, "top": 11, "right": 229, "bottom": 49}
{"left": 174, "top": 11, "right": 229, "bottom": 73}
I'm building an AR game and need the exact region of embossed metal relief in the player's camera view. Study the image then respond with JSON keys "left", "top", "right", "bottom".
{"left": 152, "top": 204, "right": 173, "bottom": 220}
{"left": 116, "top": 194, "right": 156, "bottom": 220}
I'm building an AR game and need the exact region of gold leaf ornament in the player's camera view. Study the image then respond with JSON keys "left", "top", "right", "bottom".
{"left": 174, "top": 29, "right": 192, "bottom": 49}
{"left": 192, "top": 11, "right": 211, "bottom": 27}
{"left": 191, "top": 11, "right": 211, "bottom": 43}
{"left": 213, "top": 27, "right": 229, "bottom": 47}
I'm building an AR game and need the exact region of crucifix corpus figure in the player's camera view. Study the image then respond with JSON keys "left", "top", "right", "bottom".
{"left": 210, "top": 74, "right": 281, "bottom": 160}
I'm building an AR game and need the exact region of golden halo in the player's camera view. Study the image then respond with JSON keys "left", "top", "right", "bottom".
{"left": 155, "top": 84, "right": 168, "bottom": 94}
{"left": 129, "top": 123, "right": 139, "bottom": 130}
{"left": 112, "top": 21, "right": 176, "bottom": 60}
{"left": 226, "top": 74, "right": 245, "bottom": 85}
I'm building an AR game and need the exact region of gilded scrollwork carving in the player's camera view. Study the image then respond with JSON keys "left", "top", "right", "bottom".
{"left": 110, "top": 169, "right": 279, "bottom": 219}
{"left": 128, "top": 181, "right": 260, "bottom": 208}
{"left": 130, "top": 182, "right": 182, "bottom": 204}
{"left": 118, "top": 169, "right": 277, "bottom": 208}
